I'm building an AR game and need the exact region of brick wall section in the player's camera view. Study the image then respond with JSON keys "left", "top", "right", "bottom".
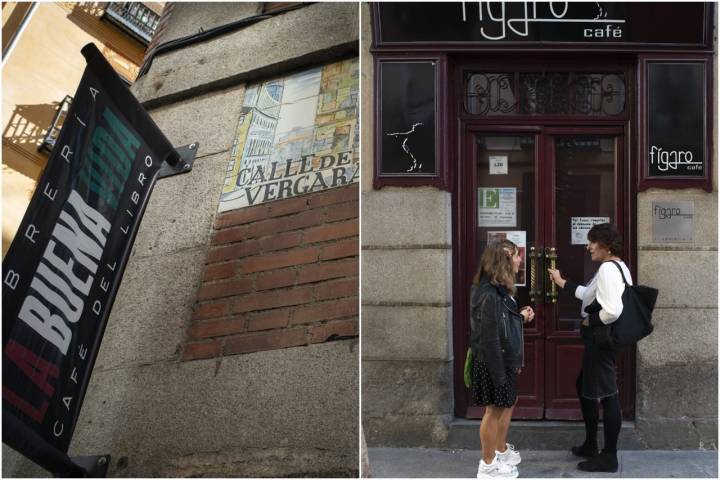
{"left": 183, "top": 184, "right": 359, "bottom": 361}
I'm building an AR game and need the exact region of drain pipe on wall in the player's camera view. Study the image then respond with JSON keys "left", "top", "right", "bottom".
{"left": 2, "top": 2, "right": 38, "bottom": 66}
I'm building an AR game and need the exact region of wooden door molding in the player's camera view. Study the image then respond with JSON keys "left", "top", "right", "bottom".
{"left": 453, "top": 126, "right": 636, "bottom": 420}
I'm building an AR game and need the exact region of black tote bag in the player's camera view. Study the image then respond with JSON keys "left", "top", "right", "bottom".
{"left": 606, "top": 261, "right": 659, "bottom": 350}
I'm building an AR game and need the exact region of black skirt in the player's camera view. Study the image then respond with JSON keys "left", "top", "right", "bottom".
{"left": 471, "top": 357, "right": 518, "bottom": 408}
{"left": 580, "top": 324, "right": 620, "bottom": 399}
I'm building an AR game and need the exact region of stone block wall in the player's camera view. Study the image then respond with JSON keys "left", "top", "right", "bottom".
{"left": 359, "top": 0, "right": 453, "bottom": 449}
{"left": 132, "top": 2, "right": 358, "bottom": 108}
{"left": 184, "top": 185, "right": 359, "bottom": 361}
{"left": 361, "top": 189, "right": 454, "bottom": 447}
{"left": 632, "top": 37, "right": 718, "bottom": 450}
{"left": 634, "top": 196, "right": 718, "bottom": 449}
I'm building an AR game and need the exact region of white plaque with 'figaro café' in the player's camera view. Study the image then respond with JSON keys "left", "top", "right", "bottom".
{"left": 652, "top": 201, "right": 694, "bottom": 243}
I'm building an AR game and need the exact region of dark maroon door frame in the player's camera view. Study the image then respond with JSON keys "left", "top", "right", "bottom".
{"left": 449, "top": 56, "right": 638, "bottom": 420}
{"left": 456, "top": 124, "right": 635, "bottom": 420}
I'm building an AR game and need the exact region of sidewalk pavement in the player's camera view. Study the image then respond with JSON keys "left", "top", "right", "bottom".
{"left": 368, "top": 448, "right": 718, "bottom": 478}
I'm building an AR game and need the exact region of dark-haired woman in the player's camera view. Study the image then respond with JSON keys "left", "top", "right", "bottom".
{"left": 471, "top": 239, "right": 534, "bottom": 478}
{"left": 548, "top": 223, "right": 631, "bottom": 473}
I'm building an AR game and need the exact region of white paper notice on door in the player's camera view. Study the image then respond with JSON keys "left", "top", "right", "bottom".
{"left": 478, "top": 187, "right": 516, "bottom": 227}
{"left": 489, "top": 155, "right": 508, "bottom": 175}
{"left": 571, "top": 217, "right": 610, "bottom": 245}
{"left": 487, "top": 230, "right": 527, "bottom": 287}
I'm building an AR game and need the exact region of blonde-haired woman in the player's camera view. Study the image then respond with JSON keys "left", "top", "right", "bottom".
{"left": 470, "top": 239, "right": 534, "bottom": 478}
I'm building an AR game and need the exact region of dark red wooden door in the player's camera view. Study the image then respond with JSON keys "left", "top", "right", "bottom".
{"left": 461, "top": 126, "right": 633, "bottom": 420}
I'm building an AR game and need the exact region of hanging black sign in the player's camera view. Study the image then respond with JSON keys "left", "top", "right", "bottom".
{"left": 647, "top": 62, "right": 706, "bottom": 178}
{"left": 2, "top": 43, "right": 178, "bottom": 473}
{"left": 376, "top": 2, "right": 710, "bottom": 47}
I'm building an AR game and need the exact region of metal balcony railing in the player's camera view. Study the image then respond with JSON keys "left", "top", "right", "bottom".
{"left": 39, "top": 96, "right": 73, "bottom": 153}
{"left": 103, "top": 2, "right": 160, "bottom": 44}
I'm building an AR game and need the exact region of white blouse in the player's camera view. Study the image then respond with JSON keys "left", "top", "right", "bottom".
{"left": 573, "top": 261, "right": 633, "bottom": 324}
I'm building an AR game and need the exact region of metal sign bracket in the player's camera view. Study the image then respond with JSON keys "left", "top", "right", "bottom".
{"left": 66, "top": 454, "right": 111, "bottom": 477}
{"left": 157, "top": 143, "right": 199, "bottom": 179}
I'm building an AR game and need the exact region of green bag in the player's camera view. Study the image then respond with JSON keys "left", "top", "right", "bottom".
{"left": 464, "top": 348, "right": 473, "bottom": 388}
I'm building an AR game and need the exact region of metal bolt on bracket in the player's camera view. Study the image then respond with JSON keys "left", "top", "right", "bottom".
{"left": 157, "top": 142, "right": 199, "bottom": 179}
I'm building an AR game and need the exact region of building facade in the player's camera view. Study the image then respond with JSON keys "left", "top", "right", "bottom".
{"left": 3, "top": 2, "right": 359, "bottom": 476}
{"left": 362, "top": 2, "right": 717, "bottom": 450}
{"left": 1, "top": 1, "right": 162, "bottom": 257}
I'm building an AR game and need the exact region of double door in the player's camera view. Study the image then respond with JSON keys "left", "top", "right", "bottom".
{"left": 457, "top": 126, "right": 634, "bottom": 420}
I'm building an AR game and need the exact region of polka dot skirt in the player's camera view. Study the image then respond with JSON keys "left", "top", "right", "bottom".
{"left": 472, "top": 357, "right": 518, "bottom": 408}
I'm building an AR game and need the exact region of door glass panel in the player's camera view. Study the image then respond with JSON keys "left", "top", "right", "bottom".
{"left": 554, "top": 136, "right": 616, "bottom": 332}
{"left": 476, "top": 135, "right": 535, "bottom": 310}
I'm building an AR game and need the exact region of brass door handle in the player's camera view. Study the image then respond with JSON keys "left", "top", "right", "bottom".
{"left": 545, "top": 247, "right": 558, "bottom": 303}
{"left": 528, "top": 246, "right": 543, "bottom": 303}
{"left": 529, "top": 247, "right": 537, "bottom": 303}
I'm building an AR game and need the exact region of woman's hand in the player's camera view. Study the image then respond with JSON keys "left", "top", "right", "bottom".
{"left": 547, "top": 268, "right": 566, "bottom": 289}
{"left": 520, "top": 306, "right": 534, "bottom": 324}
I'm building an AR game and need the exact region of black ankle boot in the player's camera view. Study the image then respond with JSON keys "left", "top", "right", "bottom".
{"left": 577, "top": 451, "right": 618, "bottom": 472}
{"left": 570, "top": 442, "right": 598, "bottom": 458}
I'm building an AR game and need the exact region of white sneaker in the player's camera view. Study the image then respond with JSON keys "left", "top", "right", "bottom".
{"left": 477, "top": 456, "right": 519, "bottom": 478}
{"left": 496, "top": 443, "right": 521, "bottom": 466}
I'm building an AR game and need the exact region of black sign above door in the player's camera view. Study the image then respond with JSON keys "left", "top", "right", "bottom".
{"left": 375, "top": 2, "right": 711, "bottom": 48}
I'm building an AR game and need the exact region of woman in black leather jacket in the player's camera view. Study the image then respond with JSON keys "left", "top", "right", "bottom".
{"left": 470, "top": 239, "right": 534, "bottom": 478}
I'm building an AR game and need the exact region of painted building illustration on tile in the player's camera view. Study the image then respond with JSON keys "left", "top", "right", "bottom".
{"left": 220, "top": 58, "right": 359, "bottom": 212}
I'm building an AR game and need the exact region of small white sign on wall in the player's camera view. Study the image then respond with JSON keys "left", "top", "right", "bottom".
{"left": 489, "top": 155, "right": 508, "bottom": 175}
{"left": 652, "top": 201, "right": 693, "bottom": 242}
{"left": 571, "top": 217, "right": 610, "bottom": 245}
